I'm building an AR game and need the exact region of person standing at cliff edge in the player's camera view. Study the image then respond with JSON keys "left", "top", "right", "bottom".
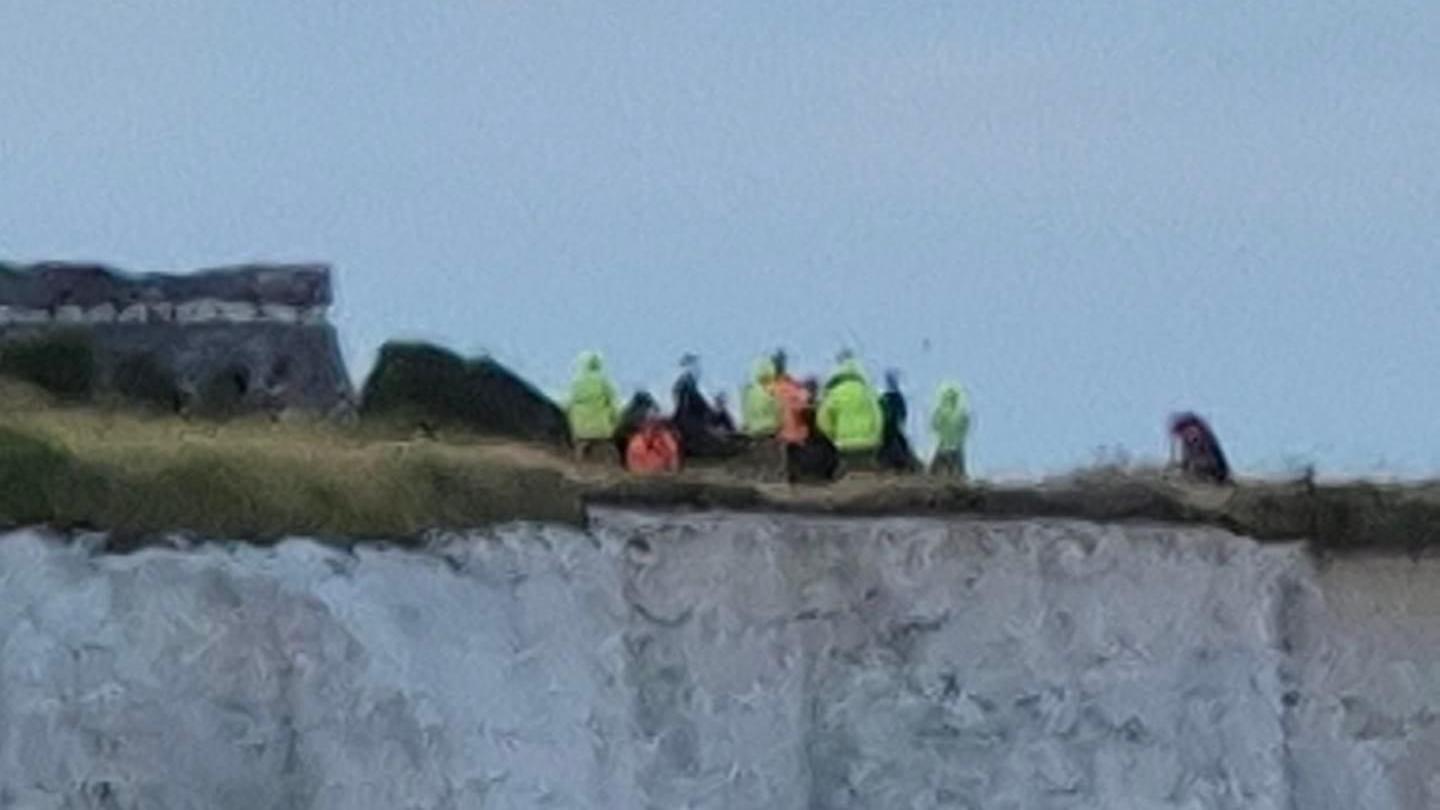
{"left": 786, "top": 378, "right": 840, "bottom": 483}
{"left": 817, "top": 352, "right": 884, "bottom": 466}
{"left": 566, "top": 351, "right": 620, "bottom": 463}
{"left": 770, "top": 350, "right": 811, "bottom": 447}
{"left": 741, "top": 357, "right": 781, "bottom": 439}
{"left": 877, "top": 369, "right": 920, "bottom": 473}
{"left": 671, "top": 353, "right": 741, "bottom": 460}
{"left": 930, "top": 384, "right": 971, "bottom": 478}
{"left": 1169, "top": 411, "right": 1231, "bottom": 484}
{"left": 742, "top": 352, "right": 793, "bottom": 479}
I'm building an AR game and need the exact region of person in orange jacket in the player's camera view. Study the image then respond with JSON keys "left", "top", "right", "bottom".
{"left": 769, "top": 350, "right": 811, "bottom": 446}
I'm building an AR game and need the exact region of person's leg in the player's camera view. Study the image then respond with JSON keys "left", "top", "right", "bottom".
{"left": 930, "top": 449, "right": 963, "bottom": 477}
{"left": 937, "top": 451, "right": 953, "bottom": 476}
{"left": 772, "top": 439, "right": 788, "bottom": 480}
{"left": 575, "top": 439, "right": 603, "bottom": 464}
{"left": 1195, "top": 453, "right": 1222, "bottom": 483}
{"left": 784, "top": 442, "right": 800, "bottom": 484}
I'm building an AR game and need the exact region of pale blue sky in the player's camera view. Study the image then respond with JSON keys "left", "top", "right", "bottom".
{"left": 2, "top": 2, "right": 1438, "bottom": 477}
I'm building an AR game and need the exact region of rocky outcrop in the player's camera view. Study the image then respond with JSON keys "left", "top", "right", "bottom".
{"left": 359, "top": 342, "right": 570, "bottom": 445}
{"left": 0, "top": 511, "right": 1434, "bottom": 808}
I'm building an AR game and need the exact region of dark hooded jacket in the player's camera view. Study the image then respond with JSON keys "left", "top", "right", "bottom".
{"left": 786, "top": 406, "right": 840, "bottom": 483}
{"left": 1170, "top": 412, "right": 1231, "bottom": 484}
{"left": 672, "top": 371, "right": 741, "bottom": 459}
{"left": 877, "top": 389, "right": 919, "bottom": 472}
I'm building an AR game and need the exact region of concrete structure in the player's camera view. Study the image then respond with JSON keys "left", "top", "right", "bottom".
{"left": 0, "top": 262, "right": 351, "bottom": 412}
{"left": 0, "top": 509, "right": 1435, "bottom": 808}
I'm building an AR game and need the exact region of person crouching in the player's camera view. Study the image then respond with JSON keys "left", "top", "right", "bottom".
{"left": 1168, "top": 411, "right": 1231, "bottom": 484}
{"left": 626, "top": 398, "right": 682, "bottom": 475}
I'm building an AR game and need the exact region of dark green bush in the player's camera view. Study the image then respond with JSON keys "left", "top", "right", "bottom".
{"left": 113, "top": 352, "right": 182, "bottom": 412}
{"left": 0, "top": 427, "right": 75, "bottom": 525}
{"left": 0, "top": 330, "right": 96, "bottom": 401}
{"left": 360, "top": 342, "right": 569, "bottom": 445}
{"left": 194, "top": 364, "right": 252, "bottom": 419}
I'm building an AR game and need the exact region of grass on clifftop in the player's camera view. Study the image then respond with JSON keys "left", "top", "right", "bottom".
{"left": 0, "top": 383, "right": 586, "bottom": 542}
{"left": 3, "top": 380, "right": 1439, "bottom": 549}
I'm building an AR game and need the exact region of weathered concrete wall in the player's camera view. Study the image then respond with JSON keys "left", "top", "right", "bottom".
{"left": 0, "top": 262, "right": 350, "bottom": 412}
{"left": 0, "top": 512, "right": 1431, "bottom": 808}
{"left": 0, "top": 262, "right": 331, "bottom": 313}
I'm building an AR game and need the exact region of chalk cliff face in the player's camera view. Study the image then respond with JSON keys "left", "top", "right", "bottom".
{"left": 0, "top": 511, "right": 1433, "bottom": 809}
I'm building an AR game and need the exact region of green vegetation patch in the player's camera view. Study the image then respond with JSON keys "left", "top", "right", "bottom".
{"left": 0, "top": 427, "right": 78, "bottom": 525}
{"left": 0, "top": 392, "right": 586, "bottom": 544}
{"left": 0, "top": 330, "right": 97, "bottom": 401}
{"left": 195, "top": 364, "right": 252, "bottom": 419}
{"left": 111, "top": 352, "right": 182, "bottom": 413}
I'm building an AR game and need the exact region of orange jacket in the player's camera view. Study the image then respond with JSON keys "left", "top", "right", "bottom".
{"left": 770, "top": 375, "right": 810, "bottom": 444}
{"left": 626, "top": 422, "right": 682, "bottom": 475}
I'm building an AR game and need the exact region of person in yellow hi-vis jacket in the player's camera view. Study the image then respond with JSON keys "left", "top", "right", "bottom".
{"left": 817, "top": 355, "right": 883, "bottom": 453}
{"left": 930, "top": 383, "right": 971, "bottom": 478}
{"left": 566, "top": 351, "right": 619, "bottom": 462}
{"left": 741, "top": 357, "right": 781, "bottom": 438}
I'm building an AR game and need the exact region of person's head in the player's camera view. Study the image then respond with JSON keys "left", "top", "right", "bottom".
{"left": 885, "top": 369, "right": 901, "bottom": 392}
{"left": 677, "top": 353, "right": 701, "bottom": 384}
{"left": 631, "top": 391, "right": 659, "bottom": 418}
{"left": 938, "top": 384, "right": 967, "bottom": 409}
{"left": 772, "top": 349, "right": 788, "bottom": 376}
{"left": 1168, "top": 411, "right": 1202, "bottom": 437}
{"left": 833, "top": 355, "right": 864, "bottom": 381}
{"left": 577, "top": 351, "right": 604, "bottom": 374}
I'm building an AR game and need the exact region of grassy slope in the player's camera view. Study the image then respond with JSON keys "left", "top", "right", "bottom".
{"left": 1, "top": 382, "right": 1437, "bottom": 550}
{"left": 0, "top": 384, "right": 585, "bottom": 544}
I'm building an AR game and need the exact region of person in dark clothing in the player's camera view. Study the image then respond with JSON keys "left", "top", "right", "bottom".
{"left": 802, "top": 378, "right": 820, "bottom": 410}
{"left": 671, "top": 355, "right": 715, "bottom": 431}
{"left": 877, "top": 369, "right": 920, "bottom": 473}
{"left": 709, "top": 392, "right": 737, "bottom": 434}
{"left": 671, "top": 354, "right": 741, "bottom": 459}
{"left": 785, "top": 396, "right": 840, "bottom": 484}
{"left": 1169, "top": 412, "right": 1231, "bottom": 484}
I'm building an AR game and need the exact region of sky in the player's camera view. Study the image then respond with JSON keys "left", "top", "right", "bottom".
{"left": 2, "top": 1, "right": 1438, "bottom": 478}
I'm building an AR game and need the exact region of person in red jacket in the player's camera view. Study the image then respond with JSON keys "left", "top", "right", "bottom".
{"left": 626, "top": 396, "right": 682, "bottom": 475}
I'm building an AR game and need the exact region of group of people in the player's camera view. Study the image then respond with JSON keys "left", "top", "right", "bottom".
{"left": 565, "top": 350, "right": 1234, "bottom": 486}
{"left": 564, "top": 350, "right": 971, "bottom": 482}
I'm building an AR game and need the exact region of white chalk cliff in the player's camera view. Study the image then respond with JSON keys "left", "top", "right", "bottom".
{"left": 0, "top": 510, "right": 1434, "bottom": 808}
